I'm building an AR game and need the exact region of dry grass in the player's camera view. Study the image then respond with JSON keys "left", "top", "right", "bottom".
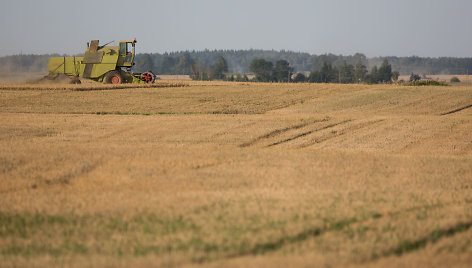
{"left": 0, "top": 82, "right": 368, "bottom": 115}
{"left": 156, "top": 75, "right": 192, "bottom": 81}
{"left": 0, "top": 81, "right": 471, "bottom": 267}
{"left": 0, "top": 81, "right": 188, "bottom": 91}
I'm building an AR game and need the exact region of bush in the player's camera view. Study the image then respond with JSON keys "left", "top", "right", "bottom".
{"left": 409, "top": 73, "right": 421, "bottom": 82}
{"left": 402, "top": 80, "right": 448, "bottom": 86}
{"left": 450, "top": 76, "right": 461, "bottom": 83}
{"left": 293, "top": 73, "right": 307, "bottom": 83}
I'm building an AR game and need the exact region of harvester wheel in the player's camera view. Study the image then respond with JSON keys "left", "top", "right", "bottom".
{"left": 140, "top": 71, "right": 155, "bottom": 83}
{"left": 105, "top": 71, "right": 123, "bottom": 84}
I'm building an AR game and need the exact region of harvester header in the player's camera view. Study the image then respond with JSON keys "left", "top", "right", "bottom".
{"left": 46, "top": 39, "right": 155, "bottom": 84}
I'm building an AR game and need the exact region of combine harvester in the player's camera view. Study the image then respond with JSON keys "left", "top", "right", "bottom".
{"left": 45, "top": 39, "right": 155, "bottom": 84}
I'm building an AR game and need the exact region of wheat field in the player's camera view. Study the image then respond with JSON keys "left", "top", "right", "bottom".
{"left": 0, "top": 80, "right": 471, "bottom": 267}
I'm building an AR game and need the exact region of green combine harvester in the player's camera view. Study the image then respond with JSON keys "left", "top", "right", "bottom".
{"left": 46, "top": 38, "right": 155, "bottom": 84}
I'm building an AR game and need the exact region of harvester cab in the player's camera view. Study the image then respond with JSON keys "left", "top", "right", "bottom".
{"left": 117, "top": 39, "right": 136, "bottom": 68}
{"left": 46, "top": 38, "right": 155, "bottom": 84}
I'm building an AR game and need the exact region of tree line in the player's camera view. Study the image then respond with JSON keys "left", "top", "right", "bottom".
{"left": 168, "top": 52, "right": 398, "bottom": 84}
{"left": 1, "top": 50, "right": 471, "bottom": 77}
{"left": 135, "top": 51, "right": 472, "bottom": 76}
{"left": 247, "top": 58, "right": 397, "bottom": 84}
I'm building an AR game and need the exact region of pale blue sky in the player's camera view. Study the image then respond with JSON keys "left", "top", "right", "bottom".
{"left": 1, "top": 0, "right": 471, "bottom": 57}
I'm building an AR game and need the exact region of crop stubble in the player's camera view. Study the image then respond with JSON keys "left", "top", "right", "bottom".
{"left": 0, "top": 81, "right": 471, "bottom": 267}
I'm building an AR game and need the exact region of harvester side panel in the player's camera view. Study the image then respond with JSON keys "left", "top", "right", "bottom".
{"left": 81, "top": 46, "right": 119, "bottom": 80}
{"left": 83, "top": 51, "right": 104, "bottom": 64}
{"left": 81, "top": 63, "right": 118, "bottom": 80}
{"left": 47, "top": 57, "right": 83, "bottom": 77}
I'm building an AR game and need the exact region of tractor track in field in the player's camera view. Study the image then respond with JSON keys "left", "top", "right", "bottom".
{"left": 267, "top": 120, "right": 352, "bottom": 147}
{"left": 374, "top": 220, "right": 472, "bottom": 260}
{"left": 93, "top": 121, "right": 157, "bottom": 141}
{"left": 219, "top": 201, "right": 471, "bottom": 262}
{"left": 239, "top": 118, "right": 329, "bottom": 148}
{"left": 0, "top": 160, "right": 102, "bottom": 194}
{"left": 440, "top": 104, "right": 472, "bottom": 116}
{"left": 297, "top": 119, "right": 385, "bottom": 149}
{"left": 389, "top": 92, "right": 451, "bottom": 112}
{"left": 211, "top": 122, "right": 258, "bottom": 139}
{"left": 96, "top": 126, "right": 136, "bottom": 140}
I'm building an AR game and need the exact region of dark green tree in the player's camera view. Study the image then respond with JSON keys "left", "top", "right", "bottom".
{"left": 308, "top": 71, "right": 322, "bottom": 83}
{"left": 319, "top": 62, "right": 337, "bottom": 83}
{"left": 249, "top": 58, "right": 273, "bottom": 82}
{"left": 273, "top": 59, "right": 293, "bottom": 82}
{"left": 354, "top": 61, "right": 368, "bottom": 83}
{"left": 190, "top": 61, "right": 211, "bottom": 81}
{"left": 158, "top": 56, "right": 176, "bottom": 74}
{"left": 409, "top": 73, "right": 421, "bottom": 82}
{"left": 135, "top": 53, "right": 154, "bottom": 72}
{"left": 212, "top": 56, "right": 229, "bottom": 80}
{"left": 365, "top": 66, "right": 379, "bottom": 84}
{"left": 339, "top": 62, "right": 354, "bottom": 83}
{"left": 392, "top": 71, "right": 400, "bottom": 82}
{"left": 175, "top": 53, "right": 194, "bottom": 75}
{"left": 293, "top": 73, "right": 307, "bottom": 83}
{"left": 377, "top": 59, "right": 392, "bottom": 83}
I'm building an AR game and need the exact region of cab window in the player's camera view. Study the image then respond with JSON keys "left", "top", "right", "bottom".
{"left": 119, "top": 43, "right": 126, "bottom": 55}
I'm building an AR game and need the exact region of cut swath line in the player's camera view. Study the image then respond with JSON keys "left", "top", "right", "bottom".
{"left": 239, "top": 118, "right": 328, "bottom": 148}
{"left": 97, "top": 126, "right": 135, "bottom": 140}
{"left": 220, "top": 203, "right": 455, "bottom": 261}
{"left": 440, "top": 104, "right": 472, "bottom": 116}
{"left": 267, "top": 120, "right": 352, "bottom": 147}
{"left": 224, "top": 217, "right": 358, "bottom": 259}
{"left": 297, "top": 119, "right": 385, "bottom": 149}
{"left": 0, "top": 160, "right": 101, "bottom": 194}
{"left": 375, "top": 220, "right": 472, "bottom": 259}
{"left": 217, "top": 202, "right": 467, "bottom": 263}
{"left": 391, "top": 92, "right": 451, "bottom": 111}
{"left": 211, "top": 122, "right": 258, "bottom": 139}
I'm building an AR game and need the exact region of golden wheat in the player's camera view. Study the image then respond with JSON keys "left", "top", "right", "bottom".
{"left": 0, "top": 81, "right": 471, "bottom": 267}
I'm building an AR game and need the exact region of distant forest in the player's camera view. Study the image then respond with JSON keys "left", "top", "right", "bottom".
{"left": 1, "top": 50, "right": 471, "bottom": 76}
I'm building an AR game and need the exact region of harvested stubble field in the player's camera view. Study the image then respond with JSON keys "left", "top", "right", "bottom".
{"left": 0, "top": 80, "right": 471, "bottom": 267}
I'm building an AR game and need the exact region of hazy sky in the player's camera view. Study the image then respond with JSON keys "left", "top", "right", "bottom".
{"left": 1, "top": 0, "right": 471, "bottom": 57}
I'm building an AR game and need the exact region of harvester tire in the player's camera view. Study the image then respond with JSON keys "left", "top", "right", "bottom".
{"left": 105, "top": 71, "right": 123, "bottom": 84}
